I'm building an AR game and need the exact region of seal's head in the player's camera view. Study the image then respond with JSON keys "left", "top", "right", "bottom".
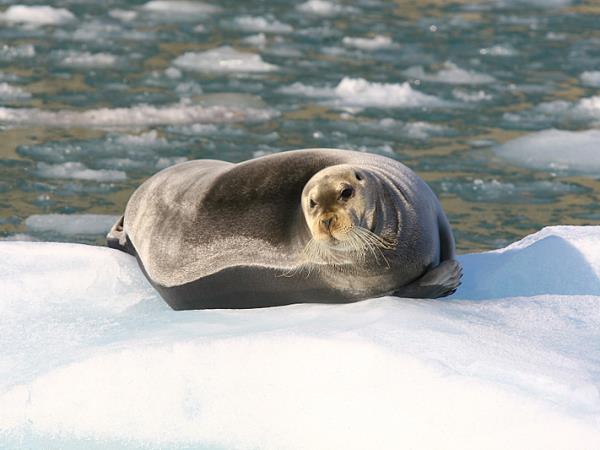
{"left": 301, "top": 164, "right": 392, "bottom": 266}
{"left": 302, "top": 165, "right": 367, "bottom": 243}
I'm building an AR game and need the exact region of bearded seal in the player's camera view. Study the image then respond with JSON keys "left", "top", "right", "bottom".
{"left": 107, "top": 149, "right": 461, "bottom": 310}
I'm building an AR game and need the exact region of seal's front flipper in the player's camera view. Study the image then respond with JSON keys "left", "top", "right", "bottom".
{"left": 394, "top": 259, "right": 463, "bottom": 299}
{"left": 107, "top": 215, "right": 130, "bottom": 254}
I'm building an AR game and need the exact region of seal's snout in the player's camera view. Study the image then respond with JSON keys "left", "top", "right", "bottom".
{"left": 321, "top": 215, "right": 336, "bottom": 232}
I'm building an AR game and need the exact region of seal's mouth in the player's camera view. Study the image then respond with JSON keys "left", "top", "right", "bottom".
{"left": 303, "top": 226, "right": 395, "bottom": 267}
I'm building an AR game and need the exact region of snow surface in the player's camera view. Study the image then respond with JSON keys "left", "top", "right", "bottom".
{"left": 173, "top": 46, "right": 278, "bottom": 73}
{"left": 495, "top": 128, "right": 600, "bottom": 175}
{"left": 1, "top": 226, "right": 600, "bottom": 449}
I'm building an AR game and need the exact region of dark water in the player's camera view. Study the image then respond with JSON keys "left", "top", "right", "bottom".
{"left": 1, "top": 0, "right": 599, "bottom": 252}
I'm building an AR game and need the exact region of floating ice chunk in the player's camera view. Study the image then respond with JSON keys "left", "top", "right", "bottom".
{"left": 479, "top": 44, "right": 517, "bottom": 56}
{"left": 503, "top": 96, "right": 600, "bottom": 128}
{"left": 164, "top": 67, "right": 182, "bottom": 79}
{"left": 279, "top": 77, "right": 446, "bottom": 109}
{"left": 112, "top": 130, "right": 168, "bottom": 147}
{"left": 403, "top": 61, "right": 496, "bottom": 84}
{"left": 495, "top": 129, "right": 600, "bottom": 175}
{"left": 399, "top": 121, "right": 450, "bottom": 139}
{"left": 438, "top": 178, "right": 586, "bottom": 203}
{"left": 141, "top": 1, "right": 221, "bottom": 18}
{"left": 452, "top": 89, "right": 492, "bottom": 102}
{"left": 231, "top": 16, "right": 293, "bottom": 33}
{"left": 277, "top": 82, "right": 336, "bottom": 98}
{"left": 0, "top": 44, "right": 35, "bottom": 61}
{"left": 36, "top": 162, "right": 127, "bottom": 181}
{"left": 581, "top": 71, "right": 600, "bottom": 87}
{"left": 0, "top": 83, "right": 30, "bottom": 100}
{"left": 0, "top": 5, "right": 75, "bottom": 25}
{"left": 56, "top": 51, "right": 118, "bottom": 68}
{"left": 0, "top": 102, "right": 276, "bottom": 128}
{"left": 342, "top": 35, "right": 398, "bottom": 50}
{"left": 25, "top": 214, "right": 120, "bottom": 236}
{"left": 55, "top": 21, "right": 149, "bottom": 41}
{"left": 173, "top": 46, "right": 278, "bottom": 73}
{"left": 168, "top": 123, "right": 219, "bottom": 135}
{"left": 332, "top": 78, "right": 446, "bottom": 108}
{"left": 297, "top": 0, "right": 355, "bottom": 16}
{"left": 109, "top": 9, "right": 138, "bottom": 22}
{"left": 242, "top": 33, "right": 268, "bottom": 47}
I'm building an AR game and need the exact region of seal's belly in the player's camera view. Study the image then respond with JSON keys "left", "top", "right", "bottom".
{"left": 150, "top": 263, "right": 401, "bottom": 310}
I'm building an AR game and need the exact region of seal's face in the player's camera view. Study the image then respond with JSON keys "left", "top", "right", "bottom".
{"left": 300, "top": 164, "right": 394, "bottom": 268}
{"left": 302, "top": 165, "right": 367, "bottom": 245}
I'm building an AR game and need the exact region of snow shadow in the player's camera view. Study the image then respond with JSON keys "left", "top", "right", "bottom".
{"left": 455, "top": 235, "right": 600, "bottom": 300}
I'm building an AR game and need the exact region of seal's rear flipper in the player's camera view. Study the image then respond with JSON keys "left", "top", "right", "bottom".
{"left": 107, "top": 215, "right": 131, "bottom": 254}
{"left": 394, "top": 259, "right": 463, "bottom": 299}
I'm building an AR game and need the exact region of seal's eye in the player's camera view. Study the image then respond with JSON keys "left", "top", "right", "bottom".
{"left": 339, "top": 187, "right": 354, "bottom": 201}
{"left": 309, "top": 199, "right": 317, "bottom": 209}
{"left": 355, "top": 172, "right": 363, "bottom": 181}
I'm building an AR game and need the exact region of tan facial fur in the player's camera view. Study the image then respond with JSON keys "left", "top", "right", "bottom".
{"left": 302, "top": 165, "right": 367, "bottom": 245}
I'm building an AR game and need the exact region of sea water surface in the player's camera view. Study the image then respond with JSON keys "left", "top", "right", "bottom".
{"left": 1, "top": 0, "right": 599, "bottom": 252}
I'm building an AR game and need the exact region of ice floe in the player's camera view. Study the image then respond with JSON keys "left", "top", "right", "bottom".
{"left": 403, "top": 61, "right": 496, "bottom": 85}
{"left": 297, "top": 0, "right": 355, "bottom": 16}
{"left": 231, "top": 16, "right": 293, "bottom": 33}
{"left": 25, "top": 214, "right": 120, "bottom": 236}
{"left": 0, "top": 43, "right": 35, "bottom": 60}
{"left": 242, "top": 33, "right": 268, "bottom": 47}
{"left": 0, "top": 5, "right": 74, "bottom": 26}
{"left": 279, "top": 77, "right": 447, "bottom": 109}
{"left": 108, "top": 9, "right": 138, "bottom": 22}
{"left": 479, "top": 44, "right": 517, "bottom": 56}
{"left": 581, "top": 71, "right": 600, "bottom": 88}
{"left": 141, "top": 0, "right": 221, "bottom": 18}
{"left": 503, "top": 96, "right": 600, "bottom": 128}
{"left": 342, "top": 35, "right": 398, "bottom": 50}
{"left": 36, "top": 162, "right": 127, "bottom": 182}
{"left": 173, "top": 46, "right": 278, "bottom": 73}
{"left": 0, "top": 83, "right": 30, "bottom": 100}
{"left": 0, "top": 101, "right": 276, "bottom": 128}
{"left": 495, "top": 129, "right": 600, "bottom": 175}
{"left": 0, "top": 226, "right": 599, "bottom": 448}
{"left": 452, "top": 89, "right": 493, "bottom": 102}
{"left": 55, "top": 51, "right": 118, "bottom": 69}
{"left": 54, "top": 21, "right": 149, "bottom": 42}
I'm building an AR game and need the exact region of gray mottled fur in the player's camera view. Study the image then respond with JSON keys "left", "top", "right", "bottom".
{"left": 108, "top": 149, "right": 461, "bottom": 309}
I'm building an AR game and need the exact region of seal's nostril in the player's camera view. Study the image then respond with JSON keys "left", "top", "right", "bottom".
{"left": 321, "top": 217, "right": 333, "bottom": 229}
